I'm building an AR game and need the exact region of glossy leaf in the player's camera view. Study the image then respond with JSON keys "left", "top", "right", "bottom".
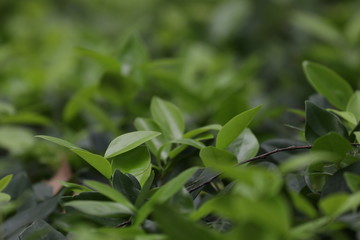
{"left": 327, "top": 109, "right": 357, "bottom": 128}
{"left": 199, "top": 146, "right": 237, "bottom": 168}
{"left": 150, "top": 97, "right": 185, "bottom": 139}
{"left": 64, "top": 200, "right": 133, "bottom": 216}
{"left": 171, "top": 138, "right": 206, "bottom": 150}
{"left": 227, "top": 128, "right": 259, "bottom": 163}
{"left": 84, "top": 180, "right": 136, "bottom": 212}
{"left": 110, "top": 146, "right": 151, "bottom": 186}
{"left": 134, "top": 167, "right": 198, "bottom": 226}
{"left": 216, "top": 105, "right": 261, "bottom": 149}
{"left": 0, "top": 174, "right": 13, "bottom": 192}
{"left": 112, "top": 169, "right": 140, "bottom": 204}
{"left": 305, "top": 101, "right": 348, "bottom": 143}
{"left": 104, "top": 131, "right": 161, "bottom": 158}
{"left": 183, "top": 124, "right": 222, "bottom": 138}
{"left": 303, "top": 61, "right": 353, "bottom": 110}
{"left": 36, "top": 135, "right": 112, "bottom": 179}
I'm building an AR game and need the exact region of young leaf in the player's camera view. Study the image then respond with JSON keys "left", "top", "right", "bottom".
{"left": 134, "top": 167, "right": 198, "bottom": 226}
{"left": 346, "top": 91, "right": 360, "bottom": 122}
{"left": 0, "top": 193, "right": 11, "bottom": 202}
{"left": 150, "top": 97, "right": 185, "bottom": 140}
{"left": 84, "top": 180, "right": 136, "bottom": 212}
{"left": 110, "top": 146, "right": 151, "bottom": 186}
{"left": 216, "top": 105, "right": 261, "bottom": 149}
{"left": 311, "top": 132, "right": 353, "bottom": 157}
{"left": 64, "top": 200, "right": 133, "bottom": 216}
{"left": 305, "top": 101, "right": 348, "bottom": 143}
{"left": 344, "top": 172, "right": 360, "bottom": 192}
{"left": 36, "top": 136, "right": 112, "bottom": 179}
{"left": 104, "top": 131, "right": 161, "bottom": 158}
{"left": 303, "top": 61, "right": 353, "bottom": 110}
{"left": 199, "top": 146, "right": 237, "bottom": 168}
{"left": 0, "top": 174, "right": 13, "bottom": 192}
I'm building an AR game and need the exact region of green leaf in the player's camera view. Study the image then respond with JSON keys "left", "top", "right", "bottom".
{"left": 319, "top": 193, "right": 349, "bottom": 217}
{"left": 347, "top": 91, "right": 360, "bottom": 122}
{"left": 227, "top": 128, "right": 259, "bottom": 163}
{"left": 171, "top": 138, "right": 206, "bottom": 150}
{"left": 84, "top": 180, "right": 136, "bottom": 212}
{"left": 64, "top": 200, "right": 133, "bottom": 216}
{"left": 0, "top": 192, "right": 11, "bottom": 202}
{"left": 355, "top": 132, "right": 360, "bottom": 143}
{"left": 290, "top": 217, "right": 331, "bottom": 239}
{"left": 0, "top": 126, "right": 34, "bottom": 155}
{"left": 60, "top": 181, "right": 92, "bottom": 193}
{"left": 36, "top": 136, "right": 112, "bottom": 179}
{"left": 183, "top": 124, "right": 222, "bottom": 138}
{"left": 2, "top": 196, "right": 60, "bottom": 238}
{"left": 150, "top": 97, "right": 185, "bottom": 139}
{"left": 19, "top": 219, "right": 66, "bottom": 240}
{"left": 134, "top": 167, "right": 198, "bottom": 226}
{"left": 303, "top": 61, "right": 353, "bottom": 110}
{"left": 63, "top": 86, "right": 96, "bottom": 122}
{"left": 112, "top": 169, "right": 140, "bottom": 204}
{"left": 72, "top": 149, "right": 113, "bottom": 179}
{"left": 0, "top": 174, "right": 13, "bottom": 192}
{"left": 288, "top": 190, "right": 317, "bottom": 219}
{"left": 154, "top": 204, "right": 219, "bottom": 240}
{"left": 104, "top": 131, "right": 161, "bottom": 158}
{"left": 311, "top": 132, "right": 353, "bottom": 157}
{"left": 110, "top": 146, "right": 151, "bottom": 186}
{"left": 327, "top": 109, "right": 357, "bottom": 128}
{"left": 280, "top": 152, "right": 340, "bottom": 173}
{"left": 344, "top": 172, "right": 360, "bottom": 192}
{"left": 216, "top": 105, "right": 261, "bottom": 149}
{"left": 199, "top": 146, "right": 237, "bottom": 168}
{"left": 305, "top": 101, "right": 348, "bottom": 143}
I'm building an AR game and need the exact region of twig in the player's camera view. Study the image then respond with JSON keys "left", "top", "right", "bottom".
{"left": 187, "top": 143, "right": 360, "bottom": 193}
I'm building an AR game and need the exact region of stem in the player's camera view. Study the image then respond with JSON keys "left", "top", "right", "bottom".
{"left": 187, "top": 143, "right": 360, "bottom": 193}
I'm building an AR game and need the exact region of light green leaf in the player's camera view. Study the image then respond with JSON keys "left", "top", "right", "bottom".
{"left": 77, "top": 47, "right": 120, "bottom": 72}
{"left": 346, "top": 91, "right": 360, "bottom": 122}
{"left": 303, "top": 61, "right": 353, "bottom": 110}
{"left": 150, "top": 97, "right": 185, "bottom": 140}
{"left": 355, "top": 132, "right": 360, "bottom": 143}
{"left": 344, "top": 172, "right": 360, "bottom": 192}
{"left": 60, "top": 181, "right": 92, "bottom": 193}
{"left": 105, "top": 131, "right": 161, "bottom": 158}
{"left": 111, "top": 146, "right": 151, "bottom": 186}
{"left": 280, "top": 152, "right": 340, "bottom": 173}
{"left": 319, "top": 193, "right": 349, "bottom": 217}
{"left": 36, "top": 136, "right": 112, "bottom": 179}
{"left": 216, "top": 105, "right": 261, "bottom": 150}
{"left": 171, "top": 138, "right": 205, "bottom": 150}
{"left": 183, "top": 124, "right": 222, "bottom": 138}
{"left": 327, "top": 109, "right": 357, "bottom": 128}
{"left": 64, "top": 200, "right": 133, "bottom": 216}
{"left": 0, "top": 193, "right": 11, "bottom": 202}
{"left": 227, "top": 128, "right": 259, "bottom": 163}
{"left": 0, "top": 174, "right": 13, "bottom": 192}
{"left": 290, "top": 217, "right": 331, "bottom": 239}
{"left": 84, "top": 180, "right": 135, "bottom": 212}
{"left": 0, "top": 126, "right": 34, "bottom": 155}
{"left": 311, "top": 132, "right": 353, "bottom": 157}
{"left": 199, "top": 146, "right": 237, "bottom": 169}
{"left": 134, "top": 167, "right": 198, "bottom": 226}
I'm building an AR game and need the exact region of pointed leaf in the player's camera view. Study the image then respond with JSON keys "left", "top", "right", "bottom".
{"left": 303, "top": 61, "right": 353, "bottom": 110}
{"left": 0, "top": 174, "right": 13, "bottom": 192}
{"left": 227, "top": 128, "right": 259, "bottom": 163}
{"left": 150, "top": 97, "right": 185, "bottom": 139}
{"left": 199, "top": 146, "right": 237, "bottom": 168}
{"left": 105, "top": 131, "right": 161, "bottom": 158}
{"left": 84, "top": 180, "right": 135, "bottom": 212}
{"left": 112, "top": 169, "right": 140, "bottom": 204}
{"left": 305, "top": 101, "right": 348, "bottom": 143}
{"left": 216, "top": 105, "right": 261, "bottom": 149}
{"left": 347, "top": 91, "right": 360, "bottom": 122}
{"left": 36, "top": 135, "right": 80, "bottom": 150}
{"left": 64, "top": 200, "right": 133, "bottom": 216}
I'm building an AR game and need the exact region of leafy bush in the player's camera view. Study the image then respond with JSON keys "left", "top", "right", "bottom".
{"left": 1, "top": 61, "right": 359, "bottom": 240}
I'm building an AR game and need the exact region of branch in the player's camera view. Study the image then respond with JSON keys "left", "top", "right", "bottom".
{"left": 188, "top": 143, "right": 360, "bottom": 193}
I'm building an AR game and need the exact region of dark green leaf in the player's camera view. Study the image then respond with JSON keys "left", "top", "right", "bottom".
{"left": 19, "top": 219, "right": 65, "bottom": 240}
{"left": 64, "top": 200, "right": 133, "bottom": 216}
{"left": 112, "top": 169, "right": 140, "bottom": 204}
{"left": 347, "top": 91, "right": 360, "bottom": 122}
{"left": 311, "top": 132, "right": 352, "bottom": 157}
{"left": 305, "top": 101, "right": 348, "bottom": 143}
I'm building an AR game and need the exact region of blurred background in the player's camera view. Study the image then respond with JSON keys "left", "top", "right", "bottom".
{"left": 1, "top": 0, "right": 360, "bottom": 178}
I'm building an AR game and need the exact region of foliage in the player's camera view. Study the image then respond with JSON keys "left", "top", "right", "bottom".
{"left": 1, "top": 1, "right": 360, "bottom": 239}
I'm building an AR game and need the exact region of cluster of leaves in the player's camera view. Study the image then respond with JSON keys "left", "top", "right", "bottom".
{"left": 1, "top": 61, "right": 359, "bottom": 239}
